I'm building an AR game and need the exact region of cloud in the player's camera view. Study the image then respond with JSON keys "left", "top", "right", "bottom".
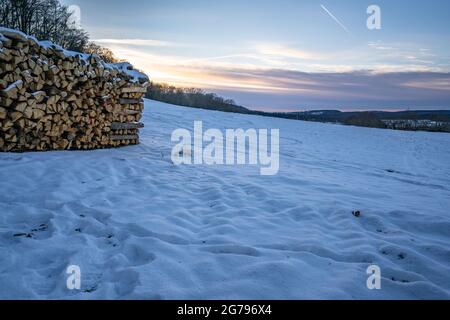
{"left": 169, "top": 67, "right": 450, "bottom": 110}
{"left": 367, "top": 42, "right": 396, "bottom": 51}
{"left": 97, "top": 39, "right": 450, "bottom": 111}
{"left": 253, "top": 43, "right": 329, "bottom": 60}
{"left": 93, "top": 38, "right": 174, "bottom": 47}
{"left": 366, "top": 41, "right": 441, "bottom": 66}
{"left": 228, "top": 69, "right": 450, "bottom": 109}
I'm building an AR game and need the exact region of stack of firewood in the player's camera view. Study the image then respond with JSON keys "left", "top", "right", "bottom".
{"left": 0, "top": 27, "right": 149, "bottom": 152}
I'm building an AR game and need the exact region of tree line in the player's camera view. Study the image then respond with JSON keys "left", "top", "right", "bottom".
{"left": 145, "top": 82, "right": 252, "bottom": 114}
{"left": 0, "top": 0, "right": 118, "bottom": 61}
{"left": 1, "top": 0, "right": 248, "bottom": 114}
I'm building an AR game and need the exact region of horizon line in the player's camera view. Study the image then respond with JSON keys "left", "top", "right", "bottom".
{"left": 246, "top": 107, "right": 450, "bottom": 113}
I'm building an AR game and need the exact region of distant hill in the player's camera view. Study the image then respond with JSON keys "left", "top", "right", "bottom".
{"left": 264, "top": 109, "right": 450, "bottom": 122}
{"left": 258, "top": 110, "right": 450, "bottom": 132}
{"left": 146, "top": 83, "right": 450, "bottom": 133}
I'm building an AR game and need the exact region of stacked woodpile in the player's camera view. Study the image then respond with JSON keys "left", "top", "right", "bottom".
{"left": 0, "top": 27, "right": 149, "bottom": 152}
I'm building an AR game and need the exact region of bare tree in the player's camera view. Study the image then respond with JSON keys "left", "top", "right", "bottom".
{"left": 84, "top": 42, "right": 121, "bottom": 63}
{"left": 0, "top": 0, "right": 89, "bottom": 51}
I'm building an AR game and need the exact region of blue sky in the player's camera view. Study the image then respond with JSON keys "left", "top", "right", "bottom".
{"left": 63, "top": 0, "right": 450, "bottom": 111}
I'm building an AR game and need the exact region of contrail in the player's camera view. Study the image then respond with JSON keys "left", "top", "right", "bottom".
{"left": 320, "top": 4, "right": 351, "bottom": 36}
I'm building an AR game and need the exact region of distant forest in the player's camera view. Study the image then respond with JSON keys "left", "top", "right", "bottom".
{"left": 146, "top": 82, "right": 252, "bottom": 114}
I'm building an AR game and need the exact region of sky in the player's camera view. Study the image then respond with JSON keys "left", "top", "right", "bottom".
{"left": 62, "top": 0, "right": 450, "bottom": 111}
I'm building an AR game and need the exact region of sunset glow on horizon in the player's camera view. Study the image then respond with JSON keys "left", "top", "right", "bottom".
{"left": 63, "top": 0, "right": 450, "bottom": 111}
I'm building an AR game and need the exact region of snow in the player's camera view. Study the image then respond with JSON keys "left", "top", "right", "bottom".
{"left": 0, "top": 27, "right": 28, "bottom": 41}
{"left": 37, "top": 41, "right": 148, "bottom": 83}
{"left": 3, "top": 79, "right": 22, "bottom": 92}
{"left": 0, "top": 28, "right": 148, "bottom": 84}
{"left": 108, "top": 62, "right": 149, "bottom": 84}
{"left": 1, "top": 99, "right": 450, "bottom": 299}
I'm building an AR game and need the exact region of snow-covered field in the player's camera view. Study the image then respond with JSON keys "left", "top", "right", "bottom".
{"left": 1, "top": 99, "right": 450, "bottom": 299}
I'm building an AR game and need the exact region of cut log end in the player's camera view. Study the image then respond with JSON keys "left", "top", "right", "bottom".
{"left": 1, "top": 28, "right": 149, "bottom": 152}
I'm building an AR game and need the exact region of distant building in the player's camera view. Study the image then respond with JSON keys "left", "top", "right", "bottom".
{"left": 381, "top": 119, "right": 449, "bottom": 131}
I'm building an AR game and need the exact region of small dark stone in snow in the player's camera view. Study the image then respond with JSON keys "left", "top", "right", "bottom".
{"left": 352, "top": 210, "right": 361, "bottom": 217}
{"left": 13, "top": 233, "right": 28, "bottom": 237}
{"left": 75, "top": 228, "right": 81, "bottom": 232}
{"left": 82, "top": 286, "right": 97, "bottom": 293}
{"left": 13, "top": 233, "right": 33, "bottom": 238}
{"left": 391, "top": 277, "right": 409, "bottom": 283}
{"left": 398, "top": 253, "right": 406, "bottom": 260}
{"left": 32, "top": 224, "right": 47, "bottom": 232}
{"left": 386, "top": 169, "right": 395, "bottom": 173}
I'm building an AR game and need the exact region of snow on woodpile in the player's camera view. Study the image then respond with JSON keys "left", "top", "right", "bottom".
{"left": 0, "top": 27, "right": 149, "bottom": 152}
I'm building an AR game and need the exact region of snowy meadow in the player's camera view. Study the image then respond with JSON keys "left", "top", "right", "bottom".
{"left": 1, "top": 99, "right": 450, "bottom": 299}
